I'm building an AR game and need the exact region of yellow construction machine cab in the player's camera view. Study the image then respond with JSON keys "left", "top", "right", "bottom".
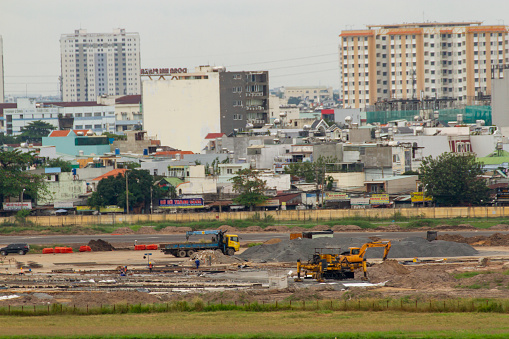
{"left": 225, "top": 234, "right": 240, "bottom": 252}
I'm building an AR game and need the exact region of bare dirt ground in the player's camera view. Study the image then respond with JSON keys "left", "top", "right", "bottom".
{"left": 0, "top": 232, "right": 509, "bottom": 307}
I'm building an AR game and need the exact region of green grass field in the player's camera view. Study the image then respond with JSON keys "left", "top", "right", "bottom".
{"left": 2, "top": 215, "right": 509, "bottom": 235}
{"left": 0, "top": 311, "right": 508, "bottom": 338}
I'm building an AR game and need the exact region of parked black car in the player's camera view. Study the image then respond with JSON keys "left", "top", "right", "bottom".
{"left": 0, "top": 243, "right": 30, "bottom": 256}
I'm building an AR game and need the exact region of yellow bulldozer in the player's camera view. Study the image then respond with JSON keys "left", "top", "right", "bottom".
{"left": 295, "top": 241, "right": 391, "bottom": 282}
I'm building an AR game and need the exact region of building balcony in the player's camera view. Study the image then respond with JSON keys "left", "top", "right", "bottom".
{"left": 246, "top": 105, "right": 266, "bottom": 111}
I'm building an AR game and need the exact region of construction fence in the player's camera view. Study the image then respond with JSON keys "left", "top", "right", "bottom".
{"left": 2, "top": 206, "right": 509, "bottom": 227}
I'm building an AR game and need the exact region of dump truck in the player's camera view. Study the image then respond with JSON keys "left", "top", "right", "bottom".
{"left": 160, "top": 230, "right": 240, "bottom": 257}
{"left": 295, "top": 241, "right": 391, "bottom": 282}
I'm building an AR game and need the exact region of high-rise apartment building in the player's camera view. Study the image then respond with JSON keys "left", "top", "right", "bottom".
{"left": 0, "top": 35, "right": 4, "bottom": 103}
{"left": 339, "top": 22, "right": 509, "bottom": 108}
{"left": 60, "top": 28, "right": 141, "bottom": 102}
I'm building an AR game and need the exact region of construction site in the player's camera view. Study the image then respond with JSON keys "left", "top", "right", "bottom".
{"left": 1, "top": 224, "right": 509, "bottom": 308}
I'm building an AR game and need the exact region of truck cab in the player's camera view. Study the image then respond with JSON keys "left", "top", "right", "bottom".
{"left": 225, "top": 234, "right": 240, "bottom": 253}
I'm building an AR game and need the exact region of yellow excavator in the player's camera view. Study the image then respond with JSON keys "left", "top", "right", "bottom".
{"left": 295, "top": 241, "right": 391, "bottom": 282}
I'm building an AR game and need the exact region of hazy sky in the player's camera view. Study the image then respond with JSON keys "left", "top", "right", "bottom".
{"left": 1, "top": 0, "right": 508, "bottom": 97}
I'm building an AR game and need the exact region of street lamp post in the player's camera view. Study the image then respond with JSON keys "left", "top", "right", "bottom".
{"left": 20, "top": 189, "right": 25, "bottom": 202}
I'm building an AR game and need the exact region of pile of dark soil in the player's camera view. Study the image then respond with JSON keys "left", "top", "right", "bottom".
{"left": 331, "top": 225, "right": 363, "bottom": 232}
{"left": 264, "top": 225, "right": 290, "bottom": 232}
{"left": 245, "top": 226, "right": 264, "bottom": 232}
{"left": 239, "top": 236, "right": 478, "bottom": 263}
{"left": 437, "top": 233, "right": 509, "bottom": 246}
{"left": 87, "top": 239, "right": 115, "bottom": 251}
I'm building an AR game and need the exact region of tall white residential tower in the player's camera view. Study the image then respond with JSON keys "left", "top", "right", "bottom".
{"left": 60, "top": 29, "right": 141, "bottom": 102}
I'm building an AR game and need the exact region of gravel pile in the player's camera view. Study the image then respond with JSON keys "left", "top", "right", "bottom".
{"left": 239, "top": 236, "right": 478, "bottom": 262}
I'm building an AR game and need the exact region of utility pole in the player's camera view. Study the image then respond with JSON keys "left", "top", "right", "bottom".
{"left": 126, "top": 171, "right": 129, "bottom": 215}
{"left": 150, "top": 185, "right": 153, "bottom": 214}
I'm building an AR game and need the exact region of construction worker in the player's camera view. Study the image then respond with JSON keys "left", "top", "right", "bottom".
{"left": 148, "top": 262, "right": 153, "bottom": 273}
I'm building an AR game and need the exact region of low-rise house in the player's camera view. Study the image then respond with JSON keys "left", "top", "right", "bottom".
{"left": 42, "top": 130, "right": 111, "bottom": 156}
{"left": 37, "top": 168, "right": 87, "bottom": 206}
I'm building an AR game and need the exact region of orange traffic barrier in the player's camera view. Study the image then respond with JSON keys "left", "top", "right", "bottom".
{"left": 146, "top": 244, "right": 158, "bottom": 250}
{"left": 42, "top": 248, "right": 54, "bottom": 254}
{"left": 79, "top": 245, "right": 92, "bottom": 252}
{"left": 64, "top": 247, "right": 73, "bottom": 253}
{"left": 54, "top": 247, "right": 65, "bottom": 253}
{"left": 134, "top": 245, "right": 146, "bottom": 250}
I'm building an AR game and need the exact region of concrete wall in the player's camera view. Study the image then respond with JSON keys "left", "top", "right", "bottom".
{"left": 260, "top": 174, "right": 291, "bottom": 191}
{"left": 362, "top": 146, "right": 392, "bottom": 168}
{"left": 492, "top": 69, "right": 509, "bottom": 128}
{"left": 37, "top": 172, "right": 87, "bottom": 206}
{"left": 328, "top": 172, "right": 365, "bottom": 189}
{"left": 313, "top": 143, "right": 343, "bottom": 161}
{"left": 386, "top": 175, "right": 418, "bottom": 194}
{"left": 349, "top": 128, "right": 373, "bottom": 143}
{"left": 9, "top": 206, "right": 509, "bottom": 226}
{"left": 142, "top": 75, "right": 221, "bottom": 152}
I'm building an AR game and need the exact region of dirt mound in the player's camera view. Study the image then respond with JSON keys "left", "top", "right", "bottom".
{"left": 434, "top": 224, "right": 478, "bottom": 231}
{"left": 375, "top": 224, "right": 402, "bottom": 232}
{"left": 490, "top": 224, "right": 509, "bottom": 231}
{"left": 245, "top": 226, "right": 264, "bottom": 232}
{"left": 113, "top": 227, "right": 134, "bottom": 234}
{"left": 263, "top": 238, "right": 282, "bottom": 245}
{"left": 136, "top": 226, "right": 158, "bottom": 234}
{"left": 87, "top": 239, "right": 115, "bottom": 251}
{"left": 368, "top": 261, "right": 455, "bottom": 288}
{"left": 187, "top": 250, "right": 244, "bottom": 265}
{"left": 311, "top": 225, "right": 332, "bottom": 231}
{"left": 69, "top": 291, "right": 159, "bottom": 307}
{"left": 331, "top": 225, "right": 362, "bottom": 232}
{"left": 159, "top": 226, "right": 193, "bottom": 233}
{"left": 218, "top": 225, "right": 239, "bottom": 233}
{"left": 264, "top": 225, "right": 289, "bottom": 232}
{"left": 438, "top": 233, "right": 509, "bottom": 246}
{"left": 239, "top": 236, "right": 478, "bottom": 263}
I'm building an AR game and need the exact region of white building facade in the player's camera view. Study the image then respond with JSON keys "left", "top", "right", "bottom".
{"left": 0, "top": 35, "right": 3, "bottom": 103}
{"left": 60, "top": 29, "right": 141, "bottom": 102}
{"left": 3, "top": 98, "right": 116, "bottom": 135}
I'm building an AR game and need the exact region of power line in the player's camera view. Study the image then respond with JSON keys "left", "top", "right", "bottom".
{"left": 267, "top": 60, "right": 338, "bottom": 71}
{"left": 270, "top": 68, "right": 339, "bottom": 78}
{"left": 226, "top": 53, "right": 338, "bottom": 67}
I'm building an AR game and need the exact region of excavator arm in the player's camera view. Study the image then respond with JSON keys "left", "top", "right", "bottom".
{"left": 357, "top": 241, "right": 391, "bottom": 260}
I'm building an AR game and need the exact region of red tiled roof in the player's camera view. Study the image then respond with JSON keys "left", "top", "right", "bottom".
{"left": 205, "top": 133, "right": 225, "bottom": 139}
{"left": 48, "top": 130, "right": 72, "bottom": 137}
{"left": 274, "top": 193, "right": 301, "bottom": 203}
{"left": 92, "top": 168, "right": 128, "bottom": 181}
{"left": 48, "top": 129, "right": 92, "bottom": 137}
{"left": 0, "top": 103, "right": 17, "bottom": 117}
{"left": 73, "top": 129, "right": 93, "bottom": 135}
{"left": 116, "top": 95, "right": 141, "bottom": 105}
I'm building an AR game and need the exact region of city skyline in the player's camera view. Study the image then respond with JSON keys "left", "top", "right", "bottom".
{"left": 1, "top": 0, "right": 509, "bottom": 98}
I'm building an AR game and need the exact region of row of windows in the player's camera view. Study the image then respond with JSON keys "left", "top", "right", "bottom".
{"left": 343, "top": 32, "right": 506, "bottom": 42}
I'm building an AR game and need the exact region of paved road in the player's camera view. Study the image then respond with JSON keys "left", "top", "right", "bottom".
{"left": 0, "top": 230, "right": 508, "bottom": 246}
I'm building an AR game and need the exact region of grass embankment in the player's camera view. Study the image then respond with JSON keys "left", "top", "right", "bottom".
{"left": 0, "top": 311, "right": 508, "bottom": 338}
{"left": 1, "top": 214, "right": 508, "bottom": 235}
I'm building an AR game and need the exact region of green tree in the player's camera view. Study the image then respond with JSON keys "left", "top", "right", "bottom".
{"left": 45, "top": 158, "right": 74, "bottom": 172}
{"left": 0, "top": 133, "right": 20, "bottom": 145}
{"left": 230, "top": 168, "right": 268, "bottom": 211}
{"left": 88, "top": 170, "right": 162, "bottom": 213}
{"left": 419, "top": 152, "right": 489, "bottom": 206}
{"left": 284, "top": 156, "right": 338, "bottom": 184}
{"left": 18, "top": 120, "right": 56, "bottom": 143}
{"left": 0, "top": 150, "right": 47, "bottom": 204}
